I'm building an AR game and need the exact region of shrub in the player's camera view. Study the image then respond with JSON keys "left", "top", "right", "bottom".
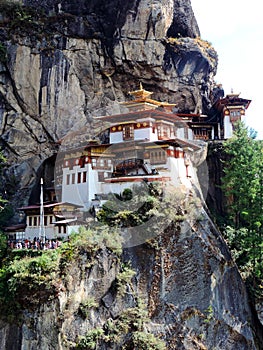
{"left": 75, "top": 299, "right": 166, "bottom": 349}
{"left": 116, "top": 263, "right": 136, "bottom": 296}
{"left": 78, "top": 297, "right": 98, "bottom": 319}
{"left": 132, "top": 331, "right": 166, "bottom": 350}
{"left": 76, "top": 328, "right": 104, "bottom": 349}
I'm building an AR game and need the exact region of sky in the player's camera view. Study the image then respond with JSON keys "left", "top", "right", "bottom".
{"left": 191, "top": 0, "right": 263, "bottom": 139}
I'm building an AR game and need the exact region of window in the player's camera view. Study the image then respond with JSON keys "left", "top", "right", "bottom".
{"left": 33, "top": 217, "right": 38, "bottom": 226}
{"left": 16, "top": 232, "right": 25, "bottom": 240}
{"left": 230, "top": 110, "right": 240, "bottom": 117}
{"left": 83, "top": 171, "right": 87, "bottom": 183}
{"left": 77, "top": 172, "right": 81, "bottom": 183}
{"left": 123, "top": 125, "right": 134, "bottom": 140}
{"left": 28, "top": 217, "right": 33, "bottom": 226}
{"left": 193, "top": 128, "right": 211, "bottom": 140}
{"left": 44, "top": 216, "right": 48, "bottom": 226}
{"left": 98, "top": 172, "right": 105, "bottom": 182}
{"left": 150, "top": 150, "right": 167, "bottom": 164}
{"left": 92, "top": 158, "right": 97, "bottom": 168}
{"left": 72, "top": 173, "right": 75, "bottom": 184}
{"left": 92, "top": 158, "right": 110, "bottom": 169}
{"left": 184, "top": 127, "right": 188, "bottom": 139}
{"left": 58, "top": 225, "right": 67, "bottom": 234}
{"left": 157, "top": 125, "right": 163, "bottom": 139}
{"left": 66, "top": 174, "right": 70, "bottom": 185}
{"left": 163, "top": 126, "right": 170, "bottom": 138}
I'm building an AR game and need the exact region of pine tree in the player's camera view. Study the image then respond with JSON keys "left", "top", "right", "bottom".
{"left": 222, "top": 122, "right": 263, "bottom": 294}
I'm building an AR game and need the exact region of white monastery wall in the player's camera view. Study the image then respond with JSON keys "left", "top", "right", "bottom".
{"left": 110, "top": 132, "right": 123, "bottom": 143}
{"left": 134, "top": 127, "right": 158, "bottom": 142}
{"left": 224, "top": 115, "right": 233, "bottom": 139}
{"left": 177, "top": 127, "right": 185, "bottom": 139}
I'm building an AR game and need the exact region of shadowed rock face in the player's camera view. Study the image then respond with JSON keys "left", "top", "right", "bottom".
{"left": 23, "top": 0, "right": 200, "bottom": 39}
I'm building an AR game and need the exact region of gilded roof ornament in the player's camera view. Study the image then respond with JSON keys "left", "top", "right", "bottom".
{"left": 128, "top": 83, "right": 153, "bottom": 99}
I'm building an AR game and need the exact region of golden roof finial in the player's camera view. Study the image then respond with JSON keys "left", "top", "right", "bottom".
{"left": 120, "top": 82, "right": 177, "bottom": 110}
{"left": 129, "top": 83, "right": 153, "bottom": 99}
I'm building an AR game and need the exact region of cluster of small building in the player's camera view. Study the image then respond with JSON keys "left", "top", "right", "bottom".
{"left": 4, "top": 85, "right": 251, "bottom": 243}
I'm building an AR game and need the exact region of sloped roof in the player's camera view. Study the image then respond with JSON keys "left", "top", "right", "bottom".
{"left": 18, "top": 202, "right": 83, "bottom": 211}
{"left": 139, "top": 138, "right": 202, "bottom": 151}
{"left": 95, "top": 109, "right": 187, "bottom": 127}
{"left": 214, "top": 95, "right": 251, "bottom": 111}
{"left": 53, "top": 218, "right": 78, "bottom": 225}
{"left": 4, "top": 223, "right": 26, "bottom": 232}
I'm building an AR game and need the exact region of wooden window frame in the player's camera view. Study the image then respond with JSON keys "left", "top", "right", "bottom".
{"left": 123, "top": 125, "right": 134, "bottom": 140}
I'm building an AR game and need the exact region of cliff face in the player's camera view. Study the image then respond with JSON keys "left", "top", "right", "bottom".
{"left": 0, "top": 1, "right": 262, "bottom": 349}
{"left": 0, "top": 213, "right": 260, "bottom": 349}
{"left": 0, "top": 0, "right": 216, "bottom": 207}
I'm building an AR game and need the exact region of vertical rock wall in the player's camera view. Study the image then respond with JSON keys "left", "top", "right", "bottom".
{"left": 0, "top": 213, "right": 261, "bottom": 349}
{"left": 0, "top": 0, "right": 216, "bottom": 208}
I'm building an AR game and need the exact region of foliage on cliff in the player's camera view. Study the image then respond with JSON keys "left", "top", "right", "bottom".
{"left": 0, "top": 214, "right": 167, "bottom": 348}
{"left": 76, "top": 299, "right": 166, "bottom": 350}
{"left": 96, "top": 182, "right": 198, "bottom": 232}
{"left": 0, "top": 225, "right": 122, "bottom": 319}
{"left": 221, "top": 122, "right": 263, "bottom": 298}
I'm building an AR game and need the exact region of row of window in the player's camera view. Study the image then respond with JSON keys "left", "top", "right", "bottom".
{"left": 149, "top": 150, "right": 167, "bottom": 164}
{"left": 66, "top": 171, "right": 87, "bottom": 185}
{"left": 63, "top": 152, "right": 112, "bottom": 169}
{"left": 92, "top": 158, "right": 112, "bottom": 169}
{"left": 27, "top": 216, "right": 68, "bottom": 234}
{"left": 65, "top": 159, "right": 113, "bottom": 185}
{"left": 193, "top": 128, "right": 212, "bottom": 140}
{"left": 28, "top": 215, "right": 54, "bottom": 227}
{"left": 121, "top": 124, "right": 176, "bottom": 141}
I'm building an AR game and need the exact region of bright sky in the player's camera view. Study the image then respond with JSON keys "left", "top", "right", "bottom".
{"left": 191, "top": 0, "right": 263, "bottom": 139}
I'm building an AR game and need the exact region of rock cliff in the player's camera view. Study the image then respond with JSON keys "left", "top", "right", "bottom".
{"left": 0, "top": 1, "right": 262, "bottom": 349}
{"left": 0, "top": 0, "right": 216, "bottom": 208}
{"left": 0, "top": 213, "right": 261, "bottom": 349}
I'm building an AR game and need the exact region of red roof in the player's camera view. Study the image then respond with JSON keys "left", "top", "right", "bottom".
{"left": 214, "top": 96, "right": 251, "bottom": 111}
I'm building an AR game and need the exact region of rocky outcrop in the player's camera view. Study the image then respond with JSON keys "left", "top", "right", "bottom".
{"left": 0, "top": 211, "right": 261, "bottom": 349}
{"left": 126, "top": 216, "right": 260, "bottom": 349}
{"left": 0, "top": 0, "right": 216, "bottom": 208}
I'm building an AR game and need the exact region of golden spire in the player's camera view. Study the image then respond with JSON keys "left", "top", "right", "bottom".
{"left": 129, "top": 83, "right": 153, "bottom": 99}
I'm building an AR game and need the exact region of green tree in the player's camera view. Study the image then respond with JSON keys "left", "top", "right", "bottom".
{"left": 222, "top": 122, "right": 263, "bottom": 294}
